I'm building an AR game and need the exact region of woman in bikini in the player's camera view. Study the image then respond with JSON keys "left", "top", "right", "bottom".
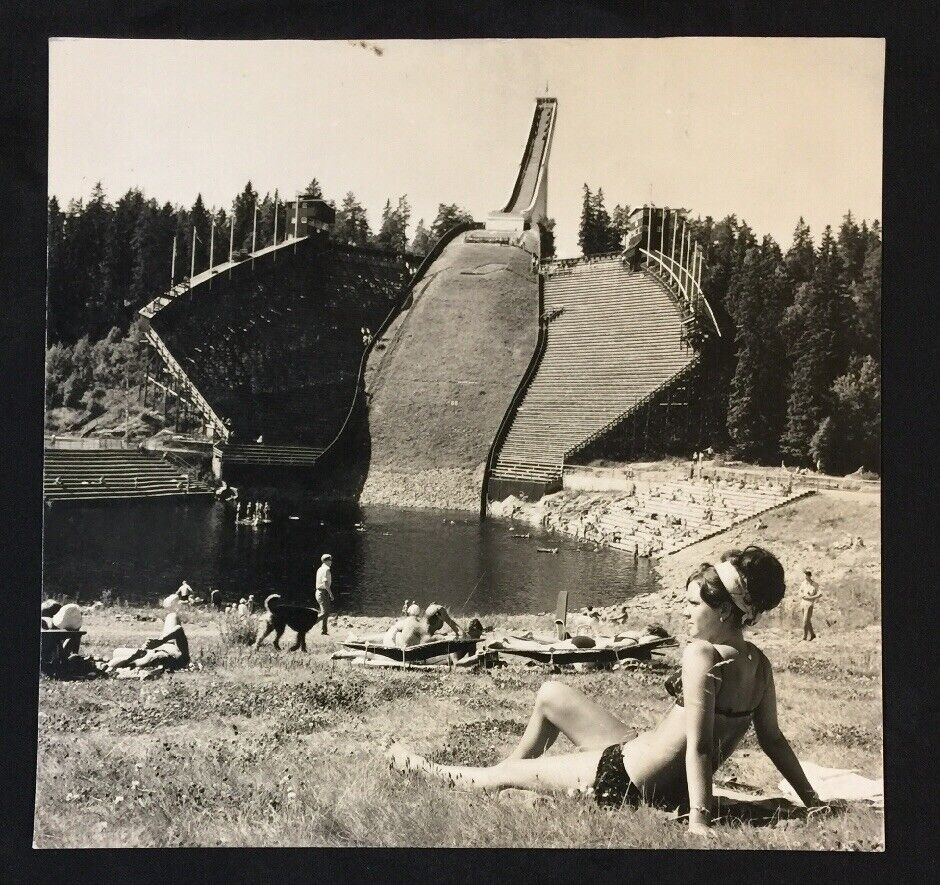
{"left": 386, "top": 545, "right": 842, "bottom": 835}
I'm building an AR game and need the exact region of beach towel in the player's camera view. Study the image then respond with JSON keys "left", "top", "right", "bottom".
{"left": 778, "top": 761, "right": 883, "bottom": 807}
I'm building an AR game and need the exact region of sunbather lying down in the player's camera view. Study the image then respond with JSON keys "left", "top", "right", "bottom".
{"left": 382, "top": 603, "right": 463, "bottom": 648}
{"left": 106, "top": 612, "right": 190, "bottom": 675}
{"left": 386, "top": 546, "right": 848, "bottom": 837}
{"left": 343, "top": 618, "right": 484, "bottom": 667}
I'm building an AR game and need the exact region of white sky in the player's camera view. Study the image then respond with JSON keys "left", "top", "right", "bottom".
{"left": 49, "top": 38, "right": 884, "bottom": 258}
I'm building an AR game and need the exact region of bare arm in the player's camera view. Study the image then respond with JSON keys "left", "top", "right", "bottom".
{"left": 439, "top": 609, "right": 462, "bottom": 636}
{"left": 682, "top": 640, "right": 719, "bottom": 833}
{"left": 752, "top": 657, "right": 821, "bottom": 807}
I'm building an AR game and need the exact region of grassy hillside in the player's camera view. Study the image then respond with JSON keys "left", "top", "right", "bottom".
{"left": 365, "top": 234, "right": 538, "bottom": 473}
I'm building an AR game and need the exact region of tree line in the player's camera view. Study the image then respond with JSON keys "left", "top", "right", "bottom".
{"left": 578, "top": 185, "right": 881, "bottom": 474}
{"left": 47, "top": 181, "right": 474, "bottom": 345}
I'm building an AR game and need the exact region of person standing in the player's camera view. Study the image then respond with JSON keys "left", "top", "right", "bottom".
{"left": 799, "top": 568, "right": 822, "bottom": 641}
{"left": 315, "top": 554, "right": 334, "bottom": 635}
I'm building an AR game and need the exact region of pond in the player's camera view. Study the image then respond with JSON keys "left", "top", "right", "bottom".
{"left": 42, "top": 499, "right": 660, "bottom": 616}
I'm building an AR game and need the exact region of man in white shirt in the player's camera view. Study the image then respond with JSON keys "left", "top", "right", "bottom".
{"left": 315, "top": 554, "right": 334, "bottom": 635}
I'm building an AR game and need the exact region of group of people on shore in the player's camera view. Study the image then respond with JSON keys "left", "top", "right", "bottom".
{"left": 40, "top": 599, "right": 190, "bottom": 679}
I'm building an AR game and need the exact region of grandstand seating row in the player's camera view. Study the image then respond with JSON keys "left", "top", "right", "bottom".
{"left": 543, "top": 479, "right": 811, "bottom": 556}
{"left": 43, "top": 449, "right": 213, "bottom": 502}
{"left": 490, "top": 258, "right": 694, "bottom": 488}
{"left": 212, "top": 442, "right": 324, "bottom": 466}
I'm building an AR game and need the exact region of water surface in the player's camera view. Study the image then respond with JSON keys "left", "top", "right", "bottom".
{"left": 43, "top": 500, "right": 659, "bottom": 615}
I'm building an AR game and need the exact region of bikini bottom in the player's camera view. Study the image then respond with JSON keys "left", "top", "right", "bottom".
{"left": 593, "top": 743, "right": 643, "bottom": 809}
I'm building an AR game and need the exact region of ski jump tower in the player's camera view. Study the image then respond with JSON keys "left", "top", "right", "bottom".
{"left": 485, "top": 97, "right": 557, "bottom": 233}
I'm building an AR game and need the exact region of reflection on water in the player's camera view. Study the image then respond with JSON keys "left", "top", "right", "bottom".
{"left": 43, "top": 500, "right": 660, "bottom": 615}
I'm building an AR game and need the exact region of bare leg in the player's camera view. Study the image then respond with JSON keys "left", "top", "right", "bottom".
{"left": 507, "top": 681, "right": 632, "bottom": 759}
{"left": 386, "top": 744, "right": 603, "bottom": 794}
{"left": 802, "top": 606, "right": 814, "bottom": 641}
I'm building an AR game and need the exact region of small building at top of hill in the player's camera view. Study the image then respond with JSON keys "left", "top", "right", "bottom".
{"left": 284, "top": 194, "right": 336, "bottom": 238}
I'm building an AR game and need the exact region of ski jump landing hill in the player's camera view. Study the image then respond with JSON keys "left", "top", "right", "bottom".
{"left": 358, "top": 98, "right": 557, "bottom": 509}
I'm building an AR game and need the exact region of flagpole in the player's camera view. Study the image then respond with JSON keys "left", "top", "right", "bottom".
{"left": 170, "top": 235, "right": 177, "bottom": 288}
{"left": 190, "top": 227, "right": 197, "bottom": 286}
{"left": 671, "top": 210, "right": 678, "bottom": 268}
{"left": 209, "top": 218, "right": 215, "bottom": 271}
{"left": 251, "top": 203, "right": 258, "bottom": 268}
{"left": 273, "top": 193, "right": 279, "bottom": 250}
{"left": 228, "top": 214, "right": 234, "bottom": 278}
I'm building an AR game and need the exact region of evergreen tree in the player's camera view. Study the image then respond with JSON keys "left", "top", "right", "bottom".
{"left": 578, "top": 185, "right": 619, "bottom": 255}
{"left": 851, "top": 238, "right": 882, "bottom": 358}
{"left": 594, "top": 189, "right": 620, "bottom": 253}
{"left": 62, "top": 334, "right": 95, "bottom": 407}
{"left": 836, "top": 210, "right": 867, "bottom": 285}
{"left": 66, "top": 183, "right": 113, "bottom": 341}
{"left": 375, "top": 195, "right": 411, "bottom": 253}
{"left": 303, "top": 178, "right": 324, "bottom": 199}
{"left": 253, "top": 192, "right": 274, "bottom": 253}
{"left": 411, "top": 218, "right": 432, "bottom": 255}
{"left": 173, "top": 207, "right": 192, "bottom": 283}
{"left": 271, "top": 193, "right": 288, "bottom": 243}
{"left": 725, "top": 238, "right": 789, "bottom": 462}
{"left": 827, "top": 355, "right": 881, "bottom": 473}
{"left": 539, "top": 217, "right": 556, "bottom": 259}
{"left": 333, "top": 192, "right": 372, "bottom": 246}
{"left": 578, "top": 185, "right": 596, "bottom": 256}
{"left": 781, "top": 226, "right": 852, "bottom": 465}
{"left": 189, "top": 193, "right": 212, "bottom": 273}
{"left": 212, "top": 207, "right": 229, "bottom": 260}
{"left": 232, "top": 181, "right": 258, "bottom": 254}
{"left": 784, "top": 217, "right": 815, "bottom": 288}
{"left": 611, "top": 203, "right": 632, "bottom": 241}
{"left": 129, "top": 199, "right": 162, "bottom": 305}
{"left": 428, "top": 203, "right": 474, "bottom": 245}
{"left": 105, "top": 188, "right": 145, "bottom": 313}
{"left": 46, "top": 197, "right": 66, "bottom": 341}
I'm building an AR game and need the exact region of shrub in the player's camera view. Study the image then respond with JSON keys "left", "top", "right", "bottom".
{"left": 218, "top": 611, "right": 257, "bottom": 647}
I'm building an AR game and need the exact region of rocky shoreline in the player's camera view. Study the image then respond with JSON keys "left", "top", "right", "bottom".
{"left": 359, "top": 465, "right": 486, "bottom": 512}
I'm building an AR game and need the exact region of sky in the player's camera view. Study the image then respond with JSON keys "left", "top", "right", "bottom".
{"left": 49, "top": 38, "right": 884, "bottom": 259}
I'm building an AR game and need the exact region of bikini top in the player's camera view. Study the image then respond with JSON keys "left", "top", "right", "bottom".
{"left": 665, "top": 654, "right": 763, "bottom": 719}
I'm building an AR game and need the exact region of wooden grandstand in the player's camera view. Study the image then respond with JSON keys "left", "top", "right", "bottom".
{"left": 487, "top": 256, "right": 698, "bottom": 499}
{"left": 43, "top": 448, "right": 213, "bottom": 502}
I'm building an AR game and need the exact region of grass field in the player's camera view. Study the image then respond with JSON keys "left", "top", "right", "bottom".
{"left": 34, "top": 489, "right": 882, "bottom": 849}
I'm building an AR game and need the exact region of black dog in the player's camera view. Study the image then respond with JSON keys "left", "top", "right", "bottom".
{"left": 253, "top": 593, "right": 320, "bottom": 651}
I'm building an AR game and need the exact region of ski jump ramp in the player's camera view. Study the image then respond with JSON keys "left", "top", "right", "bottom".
{"left": 485, "top": 97, "right": 557, "bottom": 233}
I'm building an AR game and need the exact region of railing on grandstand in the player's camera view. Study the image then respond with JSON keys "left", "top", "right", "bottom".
{"left": 144, "top": 327, "right": 230, "bottom": 442}
{"left": 637, "top": 205, "right": 721, "bottom": 337}
{"left": 44, "top": 436, "right": 130, "bottom": 451}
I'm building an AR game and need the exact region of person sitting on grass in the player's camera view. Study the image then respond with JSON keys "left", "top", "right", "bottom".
{"left": 106, "top": 612, "right": 191, "bottom": 675}
{"left": 386, "top": 546, "right": 846, "bottom": 836}
{"left": 383, "top": 602, "right": 463, "bottom": 648}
